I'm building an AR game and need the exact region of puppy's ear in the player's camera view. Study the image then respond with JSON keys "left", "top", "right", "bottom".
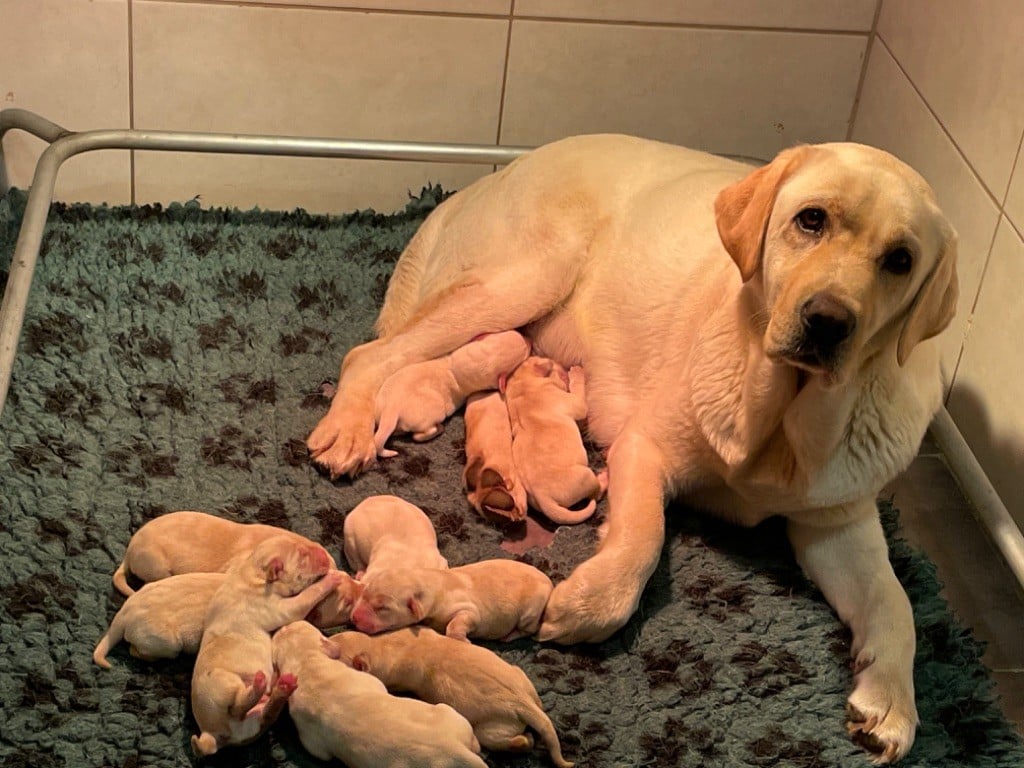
{"left": 351, "top": 653, "right": 370, "bottom": 672}
{"left": 897, "top": 231, "right": 959, "bottom": 366}
{"left": 498, "top": 372, "right": 509, "bottom": 395}
{"left": 406, "top": 595, "right": 424, "bottom": 621}
{"left": 265, "top": 557, "right": 284, "bottom": 583}
{"left": 715, "top": 146, "right": 810, "bottom": 282}
{"left": 321, "top": 638, "right": 342, "bottom": 660}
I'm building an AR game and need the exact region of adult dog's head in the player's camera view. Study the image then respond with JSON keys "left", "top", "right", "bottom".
{"left": 715, "top": 143, "right": 958, "bottom": 386}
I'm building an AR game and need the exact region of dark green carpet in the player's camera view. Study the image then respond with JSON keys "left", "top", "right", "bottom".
{"left": 0, "top": 187, "right": 1021, "bottom": 768}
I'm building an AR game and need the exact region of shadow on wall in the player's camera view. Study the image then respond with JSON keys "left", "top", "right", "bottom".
{"left": 945, "top": 382, "right": 1024, "bottom": 533}
{"left": 0, "top": 145, "right": 9, "bottom": 194}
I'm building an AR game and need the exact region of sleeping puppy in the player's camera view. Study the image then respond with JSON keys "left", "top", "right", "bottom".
{"left": 503, "top": 357, "right": 606, "bottom": 524}
{"left": 111, "top": 510, "right": 334, "bottom": 595}
{"left": 330, "top": 627, "right": 572, "bottom": 768}
{"left": 342, "top": 494, "right": 448, "bottom": 578}
{"left": 308, "top": 135, "right": 960, "bottom": 762}
{"left": 373, "top": 329, "right": 530, "bottom": 457}
{"left": 272, "top": 621, "right": 487, "bottom": 768}
{"left": 303, "top": 571, "right": 365, "bottom": 630}
{"left": 349, "top": 560, "right": 552, "bottom": 642}
{"left": 462, "top": 391, "right": 528, "bottom": 523}
{"left": 190, "top": 536, "right": 343, "bottom": 756}
{"left": 93, "top": 572, "right": 226, "bottom": 668}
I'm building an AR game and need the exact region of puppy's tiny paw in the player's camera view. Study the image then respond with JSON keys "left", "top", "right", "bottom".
{"left": 846, "top": 667, "right": 918, "bottom": 764}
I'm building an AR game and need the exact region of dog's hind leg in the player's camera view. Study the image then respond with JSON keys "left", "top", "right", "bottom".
{"left": 308, "top": 262, "right": 580, "bottom": 479}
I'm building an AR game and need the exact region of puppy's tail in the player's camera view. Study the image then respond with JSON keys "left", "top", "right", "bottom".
{"left": 112, "top": 560, "right": 135, "bottom": 596}
{"left": 533, "top": 495, "right": 596, "bottom": 526}
{"left": 521, "top": 699, "right": 574, "bottom": 768}
{"left": 191, "top": 732, "right": 219, "bottom": 757}
{"left": 372, "top": 407, "right": 400, "bottom": 458}
{"left": 92, "top": 610, "right": 127, "bottom": 669}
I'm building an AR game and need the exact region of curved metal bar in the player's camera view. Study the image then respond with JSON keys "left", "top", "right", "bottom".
{"left": 0, "top": 109, "right": 533, "bottom": 416}
{"left": 0, "top": 108, "right": 73, "bottom": 145}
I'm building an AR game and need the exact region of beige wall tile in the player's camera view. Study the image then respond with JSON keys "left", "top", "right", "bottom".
{"left": 132, "top": 2, "right": 507, "bottom": 211}
{"left": 515, "top": 0, "right": 876, "bottom": 30}
{"left": 500, "top": 20, "right": 865, "bottom": 159}
{"left": 878, "top": 0, "right": 1024, "bottom": 199}
{"left": 223, "top": 0, "right": 511, "bottom": 14}
{"left": 0, "top": 0, "right": 131, "bottom": 204}
{"left": 947, "top": 218, "right": 1024, "bottom": 528}
{"left": 134, "top": 153, "right": 490, "bottom": 214}
{"left": 851, "top": 43, "right": 1000, "bottom": 382}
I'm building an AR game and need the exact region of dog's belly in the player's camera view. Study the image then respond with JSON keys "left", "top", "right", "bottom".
{"left": 524, "top": 308, "right": 585, "bottom": 368}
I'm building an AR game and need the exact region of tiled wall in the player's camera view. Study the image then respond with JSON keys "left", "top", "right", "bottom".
{"left": 849, "top": 0, "right": 1024, "bottom": 530}
{"left": 3, "top": 0, "right": 872, "bottom": 212}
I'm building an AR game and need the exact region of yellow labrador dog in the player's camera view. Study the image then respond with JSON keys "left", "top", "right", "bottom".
{"left": 308, "top": 135, "right": 957, "bottom": 763}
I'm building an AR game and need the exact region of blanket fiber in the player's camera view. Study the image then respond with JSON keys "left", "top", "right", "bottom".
{"left": 0, "top": 187, "right": 1022, "bottom": 768}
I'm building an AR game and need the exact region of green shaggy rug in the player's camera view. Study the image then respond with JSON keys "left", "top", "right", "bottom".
{"left": 0, "top": 187, "right": 1022, "bottom": 768}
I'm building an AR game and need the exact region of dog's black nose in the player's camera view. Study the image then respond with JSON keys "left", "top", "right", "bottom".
{"left": 801, "top": 292, "right": 856, "bottom": 352}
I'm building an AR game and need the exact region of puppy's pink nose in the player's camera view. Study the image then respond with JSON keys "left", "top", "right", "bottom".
{"left": 350, "top": 605, "right": 374, "bottom": 633}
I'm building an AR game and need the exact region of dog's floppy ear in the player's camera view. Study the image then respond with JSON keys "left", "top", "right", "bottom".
{"left": 715, "top": 146, "right": 810, "bottom": 282}
{"left": 897, "top": 230, "right": 959, "bottom": 366}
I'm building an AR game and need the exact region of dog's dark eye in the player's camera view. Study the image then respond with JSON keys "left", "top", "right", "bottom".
{"left": 795, "top": 207, "right": 827, "bottom": 234}
{"left": 882, "top": 247, "right": 913, "bottom": 275}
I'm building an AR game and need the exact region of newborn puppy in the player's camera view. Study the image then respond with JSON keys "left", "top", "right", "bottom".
{"left": 330, "top": 627, "right": 572, "bottom": 768}
{"left": 503, "top": 357, "right": 605, "bottom": 524}
{"left": 272, "top": 621, "right": 487, "bottom": 768}
{"left": 350, "top": 560, "right": 552, "bottom": 642}
{"left": 462, "top": 391, "right": 528, "bottom": 523}
{"left": 93, "top": 572, "right": 226, "bottom": 669}
{"left": 373, "top": 330, "right": 530, "bottom": 457}
{"left": 304, "top": 571, "right": 365, "bottom": 629}
{"left": 342, "top": 495, "right": 447, "bottom": 579}
{"left": 112, "top": 510, "right": 335, "bottom": 595}
{"left": 190, "top": 536, "right": 343, "bottom": 756}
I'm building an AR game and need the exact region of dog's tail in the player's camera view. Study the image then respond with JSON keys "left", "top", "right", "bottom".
{"left": 92, "top": 609, "right": 126, "bottom": 669}
{"left": 112, "top": 560, "right": 135, "bottom": 596}
{"left": 521, "top": 696, "right": 574, "bottom": 768}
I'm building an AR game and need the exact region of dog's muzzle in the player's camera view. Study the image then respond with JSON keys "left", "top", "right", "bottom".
{"left": 782, "top": 291, "right": 857, "bottom": 372}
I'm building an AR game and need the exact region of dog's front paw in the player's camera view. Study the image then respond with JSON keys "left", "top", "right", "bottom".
{"left": 307, "top": 404, "right": 377, "bottom": 479}
{"left": 536, "top": 556, "right": 641, "bottom": 644}
{"left": 846, "top": 658, "right": 918, "bottom": 764}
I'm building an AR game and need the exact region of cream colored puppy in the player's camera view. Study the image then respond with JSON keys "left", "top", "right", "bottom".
{"left": 190, "top": 536, "right": 343, "bottom": 757}
{"left": 93, "top": 572, "right": 226, "bottom": 669}
{"left": 330, "top": 627, "right": 572, "bottom": 768}
{"left": 272, "top": 621, "right": 488, "bottom": 768}
{"left": 462, "top": 391, "right": 528, "bottom": 522}
{"left": 349, "top": 560, "right": 552, "bottom": 642}
{"left": 111, "top": 510, "right": 334, "bottom": 595}
{"left": 308, "top": 135, "right": 960, "bottom": 762}
{"left": 504, "top": 357, "right": 605, "bottom": 524}
{"left": 342, "top": 495, "right": 448, "bottom": 579}
{"left": 373, "top": 329, "right": 530, "bottom": 457}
